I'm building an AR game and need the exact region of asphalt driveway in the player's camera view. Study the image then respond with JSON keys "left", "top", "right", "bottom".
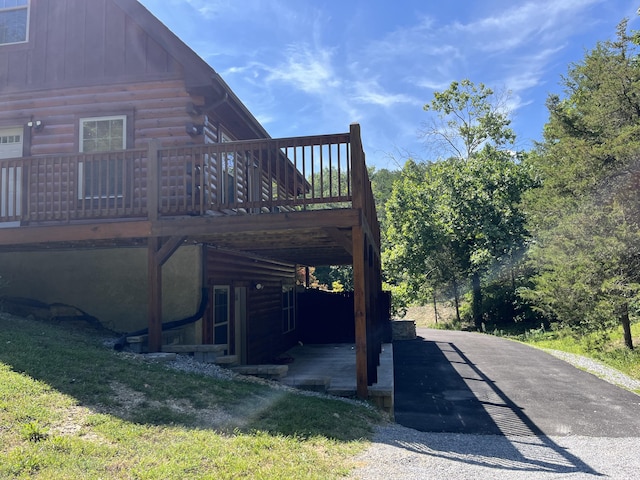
{"left": 394, "top": 328, "right": 640, "bottom": 437}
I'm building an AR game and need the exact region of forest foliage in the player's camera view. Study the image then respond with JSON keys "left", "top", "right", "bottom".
{"left": 379, "top": 18, "right": 640, "bottom": 349}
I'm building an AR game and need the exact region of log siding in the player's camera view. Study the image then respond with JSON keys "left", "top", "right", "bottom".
{"left": 205, "top": 248, "right": 298, "bottom": 364}
{"left": 0, "top": 0, "right": 183, "bottom": 93}
{"left": 0, "top": 80, "right": 195, "bottom": 156}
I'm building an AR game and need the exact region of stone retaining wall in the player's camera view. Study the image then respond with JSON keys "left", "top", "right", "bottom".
{"left": 392, "top": 320, "right": 416, "bottom": 340}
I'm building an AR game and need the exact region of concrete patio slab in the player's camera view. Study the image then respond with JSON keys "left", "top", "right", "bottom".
{"left": 279, "top": 343, "right": 394, "bottom": 415}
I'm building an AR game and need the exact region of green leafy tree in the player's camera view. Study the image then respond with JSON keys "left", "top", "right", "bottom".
{"left": 384, "top": 160, "right": 465, "bottom": 318}
{"left": 314, "top": 265, "right": 353, "bottom": 291}
{"left": 523, "top": 200, "right": 640, "bottom": 349}
{"left": 386, "top": 79, "right": 531, "bottom": 328}
{"left": 385, "top": 149, "right": 533, "bottom": 327}
{"left": 370, "top": 167, "right": 402, "bottom": 238}
{"left": 422, "top": 79, "right": 515, "bottom": 160}
{"left": 523, "top": 19, "right": 640, "bottom": 348}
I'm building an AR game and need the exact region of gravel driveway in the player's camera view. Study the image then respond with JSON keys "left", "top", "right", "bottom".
{"left": 349, "top": 328, "right": 640, "bottom": 479}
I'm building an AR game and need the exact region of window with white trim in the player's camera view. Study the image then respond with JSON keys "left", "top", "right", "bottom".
{"left": 212, "top": 286, "right": 231, "bottom": 352}
{"left": 282, "top": 284, "right": 295, "bottom": 333}
{"left": 0, "top": 0, "right": 29, "bottom": 46}
{"left": 78, "top": 116, "right": 126, "bottom": 199}
{"left": 0, "top": 127, "right": 22, "bottom": 159}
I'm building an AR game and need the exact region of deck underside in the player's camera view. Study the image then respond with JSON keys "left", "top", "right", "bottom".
{"left": 0, "top": 209, "right": 361, "bottom": 266}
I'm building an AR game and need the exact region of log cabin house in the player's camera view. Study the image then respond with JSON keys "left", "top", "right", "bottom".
{"left": 0, "top": 0, "right": 386, "bottom": 398}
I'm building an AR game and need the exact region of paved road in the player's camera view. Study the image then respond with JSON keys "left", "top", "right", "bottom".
{"left": 394, "top": 328, "right": 640, "bottom": 437}
{"left": 351, "top": 328, "right": 640, "bottom": 479}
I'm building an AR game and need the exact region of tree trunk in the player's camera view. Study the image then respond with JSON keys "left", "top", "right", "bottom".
{"left": 452, "top": 275, "right": 461, "bottom": 323}
{"left": 432, "top": 291, "right": 439, "bottom": 324}
{"left": 620, "top": 301, "right": 634, "bottom": 350}
{"left": 509, "top": 261, "right": 516, "bottom": 321}
{"left": 472, "top": 271, "right": 482, "bottom": 330}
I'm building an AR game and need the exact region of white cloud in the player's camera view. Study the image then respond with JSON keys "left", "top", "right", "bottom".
{"left": 352, "top": 79, "right": 418, "bottom": 108}
{"left": 453, "top": 0, "right": 604, "bottom": 53}
{"left": 178, "top": 0, "right": 231, "bottom": 18}
{"left": 412, "top": 79, "right": 453, "bottom": 92}
{"left": 502, "top": 45, "right": 567, "bottom": 95}
{"left": 254, "top": 113, "right": 276, "bottom": 126}
{"left": 264, "top": 44, "right": 341, "bottom": 95}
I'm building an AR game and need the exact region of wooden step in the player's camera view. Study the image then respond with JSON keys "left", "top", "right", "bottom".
{"left": 231, "top": 364, "right": 288, "bottom": 379}
{"left": 214, "top": 355, "right": 238, "bottom": 365}
{"left": 161, "top": 344, "right": 227, "bottom": 353}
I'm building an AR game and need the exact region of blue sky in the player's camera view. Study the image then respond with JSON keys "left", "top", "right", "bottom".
{"left": 139, "top": 0, "right": 638, "bottom": 169}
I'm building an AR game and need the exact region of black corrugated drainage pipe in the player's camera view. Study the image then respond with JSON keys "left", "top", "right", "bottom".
{"left": 113, "top": 287, "right": 209, "bottom": 351}
{"left": 114, "top": 245, "right": 210, "bottom": 351}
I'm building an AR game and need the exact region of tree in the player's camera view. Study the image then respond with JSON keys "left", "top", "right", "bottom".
{"left": 384, "top": 159, "right": 466, "bottom": 319}
{"left": 385, "top": 148, "right": 533, "bottom": 327}
{"left": 523, "top": 202, "right": 640, "bottom": 346}
{"left": 523, "top": 19, "right": 640, "bottom": 348}
{"left": 387, "top": 79, "right": 530, "bottom": 328}
{"left": 370, "top": 167, "right": 402, "bottom": 239}
{"left": 314, "top": 265, "right": 353, "bottom": 291}
{"left": 421, "top": 79, "right": 515, "bottom": 160}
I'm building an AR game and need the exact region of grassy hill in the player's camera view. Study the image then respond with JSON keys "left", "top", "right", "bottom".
{"left": 0, "top": 313, "right": 380, "bottom": 479}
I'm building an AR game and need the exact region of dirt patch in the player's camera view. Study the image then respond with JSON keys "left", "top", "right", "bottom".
{"left": 51, "top": 405, "right": 110, "bottom": 444}
{"left": 109, "top": 381, "right": 237, "bottom": 430}
{"left": 403, "top": 304, "right": 457, "bottom": 327}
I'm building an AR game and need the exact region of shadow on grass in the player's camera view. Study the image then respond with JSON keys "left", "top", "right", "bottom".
{"left": 0, "top": 314, "right": 377, "bottom": 442}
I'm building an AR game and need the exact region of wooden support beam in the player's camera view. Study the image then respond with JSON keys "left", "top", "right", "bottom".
{"left": 157, "top": 235, "right": 187, "bottom": 266}
{"left": 152, "top": 208, "right": 360, "bottom": 237}
{"left": 359, "top": 213, "right": 381, "bottom": 259}
{"left": 352, "top": 225, "right": 368, "bottom": 399}
{"left": 323, "top": 227, "right": 353, "bottom": 256}
{"left": 148, "top": 236, "right": 162, "bottom": 352}
{"left": 147, "top": 235, "right": 186, "bottom": 352}
{"left": 0, "top": 221, "right": 153, "bottom": 246}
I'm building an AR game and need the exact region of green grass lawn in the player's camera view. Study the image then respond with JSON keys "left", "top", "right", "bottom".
{"left": 0, "top": 313, "right": 380, "bottom": 479}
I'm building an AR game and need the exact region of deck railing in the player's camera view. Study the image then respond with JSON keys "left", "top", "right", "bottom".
{"left": 0, "top": 127, "right": 377, "bottom": 231}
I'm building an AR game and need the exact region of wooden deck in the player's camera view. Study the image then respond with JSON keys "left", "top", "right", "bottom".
{"left": 0, "top": 126, "right": 378, "bottom": 261}
{"left": 0, "top": 124, "right": 384, "bottom": 399}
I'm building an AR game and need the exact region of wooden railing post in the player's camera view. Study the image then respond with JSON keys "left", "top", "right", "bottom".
{"left": 350, "top": 123, "right": 364, "bottom": 210}
{"left": 147, "top": 140, "right": 159, "bottom": 221}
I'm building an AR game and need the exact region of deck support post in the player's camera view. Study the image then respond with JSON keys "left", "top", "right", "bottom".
{"left": 147, "top": 235, "right": 187, "bottom": 353}
{"left": 148, "top": 236, "right": 162, "bottom": 352}
{"left": 353, "top": 224, "right": 368, "bottom": 399}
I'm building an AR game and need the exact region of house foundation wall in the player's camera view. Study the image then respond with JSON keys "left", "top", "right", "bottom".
{"left": 0, "top": 245, "right": 202, "bottom": 336}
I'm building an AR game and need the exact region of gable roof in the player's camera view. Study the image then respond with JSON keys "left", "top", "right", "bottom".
{"left": 0, "top": 0, "right": 269, "bottom": 140}
{"left": 111, "top": 0, "right": 270, "bottom": 140}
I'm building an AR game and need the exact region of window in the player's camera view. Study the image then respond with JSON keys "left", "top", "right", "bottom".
{"left": 220, "top": 131, "right": 237, "bottom": 204}
{"left": 213, "top": 286, "right": 230, "bottom": 352}
{"left": 282, "top": 284, "right": 295, "bottom": 333}
{"left": 80, "top": 116, "right": 126, "bottom": 153}
{"left": 219, "top": 129, "right": 260, "bottom": 207}
{"left": 0, "top": 127, "right": 22, "bottom": 159}
{"left": 0, "top": 0, "right": 29, "bottom": 46}
{"left": 78, "top": 116, "right": 126, "bottom": 200}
